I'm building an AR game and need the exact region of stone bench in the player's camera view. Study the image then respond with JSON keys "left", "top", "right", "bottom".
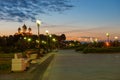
{"left": 11, "top": 53, "right": 29, "bottom": 72}
{"left": 29, "top": 54, "right": 38, "bottom": 64}
{"left": 25, "top": 50, "right": 38, "bottom": 63}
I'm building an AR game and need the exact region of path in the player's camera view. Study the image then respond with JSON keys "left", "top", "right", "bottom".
{"left": 43, "top": 50, "right": 120, "bottom": 80}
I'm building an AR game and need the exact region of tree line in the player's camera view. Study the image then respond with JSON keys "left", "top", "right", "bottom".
{"left": 0, "top": 34, "right": 66, "bottom": 53}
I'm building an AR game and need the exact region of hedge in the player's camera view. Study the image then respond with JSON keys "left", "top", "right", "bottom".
{"left": 0, "top": 64, "right": 11, "bottom": 70}
{"left": 83, "top": 47, "right": 120, "bottom": 53}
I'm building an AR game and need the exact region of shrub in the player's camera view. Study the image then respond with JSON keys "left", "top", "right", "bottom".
{"left": 83, "top": 47, "right": 120, "bottom": 53}
{"left": 75, "top": 46, "right": 86, "bottom": 51}
{"left": 0, "top": 64, "right": 11, "bottom": 70}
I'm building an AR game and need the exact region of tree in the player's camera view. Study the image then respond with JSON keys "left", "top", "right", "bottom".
{"left": 60, "top": 34, "right": 66, "bottom": 41}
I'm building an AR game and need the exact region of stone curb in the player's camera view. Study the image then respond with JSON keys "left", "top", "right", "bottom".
{"left": 42, "top": 53, "right": 57, "bottom": 80}
{"left": 27, "top": 52, "right": 55, "bottom": 73}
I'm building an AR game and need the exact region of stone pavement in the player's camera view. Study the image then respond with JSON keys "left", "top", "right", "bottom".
{"left": 0, "top": 52, "right": 55, "bottom": 80}
{"left": 42, "top": 50, "right": 120, "bottom": 80}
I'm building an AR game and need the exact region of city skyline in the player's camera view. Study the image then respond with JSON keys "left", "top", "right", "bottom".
{"left": 0, "top": 0, "right": 120, "bottom": 41}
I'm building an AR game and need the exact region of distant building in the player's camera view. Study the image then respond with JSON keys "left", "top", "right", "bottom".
{"left": 15, "top": 24, "right": 32, "bottom": 36}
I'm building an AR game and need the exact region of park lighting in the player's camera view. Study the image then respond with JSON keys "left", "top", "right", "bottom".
{"left": 90, "top": 37, "right": 94, "bottom": 43}
{"left": 42, "top": 40, "right": 46, "bottom": 44}
{"left": 36, "top": 40, "right": 39, "bottom": 43}
{"left": 45, "top": 30, "right": 49, "bottom": 51}
{"left": 45, "top": 30, "right": 49, "bottom": 35}
{"left": 49, "top": 34, "right": 52, "bottom": 50}
{"left": 27, "top": 38, "right": 31, "bottom": 42}
{"left": 52, "top": 38, "right": 57, "bottom": 50}
{"left": 36, "top": 20, "right": 41, "bottom": 26}
{"left": 114, "top": 36, "right": 119, "bottom": 46}
{"left": 52, "top": 38, "right": 56, "bottom": 42}
{"left": 36, "top": 20, "right": 41, "bottom": 36}
{"left": 36, "top": 20, "right": 41, "bottom": 53}
{"left": 105, "top": 42, "right": 110, "bottom": 47}
{"left": 24, "top": 37, "right": 27, "bottom": 40}
{"left": 106, "top": 33, "right": 109, "bottom": 37}
{"left": 49, "top": 34, "right": 52, "bottom": 38}
{"left": 114, "top": 36, "right": 118, "bottom": 40}
{"left": 95, "top": 38, "right": 98, "bottom": 42}
{"left": 106, "top": 33, "right": 110, "bottom": 42}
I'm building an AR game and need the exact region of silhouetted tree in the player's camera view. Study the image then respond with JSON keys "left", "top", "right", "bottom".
{"left": 60, "top": 34, "right": 66, "bottom": 41}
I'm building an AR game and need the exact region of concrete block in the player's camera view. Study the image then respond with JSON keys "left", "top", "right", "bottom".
{"left": 11, "top": 58, "right": 26, "bottom": 71}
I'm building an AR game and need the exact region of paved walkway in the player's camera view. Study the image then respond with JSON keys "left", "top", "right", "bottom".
{"left": 0, "top": 52, "right": 55, "bottom": 80}
{"left": 43, "top": 50, "right": 120, "bottom": 80}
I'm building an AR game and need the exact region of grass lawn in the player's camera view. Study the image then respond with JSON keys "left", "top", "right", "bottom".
{"left": 0, "top": 53, "right": 14, "bottom": 74}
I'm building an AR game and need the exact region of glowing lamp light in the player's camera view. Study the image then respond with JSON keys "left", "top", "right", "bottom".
{"left": 49, "top": 34, "right": 52, "bottom": 38}
{"left": 36, "top": 20, "right": 41, "bottom": 26}
{"left": 114, "top": 36, "right": 118, "bottom": 40}
{"left": 106, "top": 33, "right": 109, "bottom": 37}
{"left": 52, "top": 38, "right": 56, "bottom": 42}
{"left": 45, "top": 30, "right": 49, "bottom": 34}
{"left": 24, "top": 37, "right": 27, "bottom": 40}
{"left": 36, "top": 40, "right": 39, "bottom": 43}
{"left": 95, "top": 38, "right": 98, "bottom": 42}
{"left": 42, "top": 40, "right": 46, "bottom": 44}
{"left": 105, "top": 42, "right": 110, "bottom": 47}
{"left": 28, "top": 38, "right": 31, "bottom": 42}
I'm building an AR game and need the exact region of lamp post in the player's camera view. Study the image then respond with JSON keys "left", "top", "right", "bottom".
{"left": 52, "top": 38, "right": 56, "bottom": 42}
{"left": 45, "top": 30, "right": 49, "bottom": 35}
{"left": 114, "top": 36, "right": 118, "bottom": 47}
{"left": 114, "top": 36, "right": 118, "bottom": 40}
{"left": 49, "top": 34, "right": 52, "bottom": 38}
{"left": 49, "top": 34, "right": 52, "bottom": 51}
{"left": 52, "top": 38, "right": 56, "bottom": 49}
{"left": 45, "top": 30, "right": 49, "bottom": 52}
{"left": 36, "top": 20, "right": 41, "bottom": 54}
{"left": 106, "top": 33, "right": 109, "bottom": 42}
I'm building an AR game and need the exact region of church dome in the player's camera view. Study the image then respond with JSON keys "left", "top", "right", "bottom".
{"left": 28, "top": 27, "right": 32, "bottom": 31}
{"left": 22, "top": 24, "right": 27, "bottom": 33}
{"left": 22, "top": 24, "right": 27, "bottom": 30}
{"left": 18, "top": 27, "right": 21, "bottom": 31}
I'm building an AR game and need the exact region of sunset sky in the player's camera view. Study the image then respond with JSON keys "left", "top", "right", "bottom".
{"left": 0, "top": 0, "right": 120, "bottom": 41}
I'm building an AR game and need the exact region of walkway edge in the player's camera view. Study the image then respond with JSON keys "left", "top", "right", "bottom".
{"left": 42, "top": 53, "right": 57, "bottom": 80}
{"left": 28, "top": 52, "right": 55, "bottom": 73}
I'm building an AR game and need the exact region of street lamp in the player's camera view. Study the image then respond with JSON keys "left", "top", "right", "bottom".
{"left": 52, "top": 38, "right": 56, "bottom": 50}
{"left": 106, "top": 33, "right": 110, "bottom": 42}
{"left": 49, "top": 34, "right": 52, "bottom": 50}
{"left": 27, "top": 38, "right": 32, "bottom": 42}
{"left": 114, "top": 36, "right": 118, "bottom": 40}
{"left": 45, "top": 30, "right": 49, "bottom": 51}
{"left": 49, "top": 34, "right": 52, "bottom": 38}
{"left": 114, "top": 36, "right": 118, "bottom": 47}
{"left": 42, "top": 40, "right": 46, "bottom": 44}
{"left": 24, "top": 37, "right": 27, "bottom": 40}
{"left": 45, "top": 30, "right": 49, "bottom": 35}
{"left": 95, "top": 38, "right": 98, "bottom": 43}
{"left": 52, "top": 38, "right": 56, "bottom": 42}
{"left": 36, "top": 20, "right": 41, "bottom": 53}
{"left": 36, "top": 20, "right": 41, "bottom": 36}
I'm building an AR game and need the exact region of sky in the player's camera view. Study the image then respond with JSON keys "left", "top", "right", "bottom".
{"left": 0, "top": 0, "right": 120, "bottom": 41}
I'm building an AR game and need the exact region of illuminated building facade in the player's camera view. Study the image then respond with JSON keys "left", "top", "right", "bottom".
{"left": 15, "top": 24, "right": 32, "bottom": 36}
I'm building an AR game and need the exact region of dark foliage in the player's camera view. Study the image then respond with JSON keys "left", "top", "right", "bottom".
{"left": 0, "top": 34, "right": 66, "bottom": 53}
{"left": 83, "top": 47, "right": 120, "bottom": 53}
